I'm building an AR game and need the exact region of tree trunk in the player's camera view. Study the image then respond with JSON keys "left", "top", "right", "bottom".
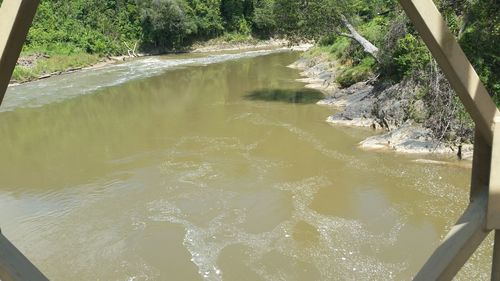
{"left": 339, "top": 14, "right": 380, "bottom": 62}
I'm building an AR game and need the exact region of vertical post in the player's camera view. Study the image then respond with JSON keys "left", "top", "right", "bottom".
{"left": 490, "top": 121, "right": 500, "bottom": 280}
{"left": 488, "top": 121, "right": 500, "bottom": 228}
{"left": 492, "top": 231, "right": 500, "bottom": 281}
{"left": 470, "top": 127, "right": 492, "bottom": 200}
{"left": 0, "top": 0, "right": 40, "bottom": 105}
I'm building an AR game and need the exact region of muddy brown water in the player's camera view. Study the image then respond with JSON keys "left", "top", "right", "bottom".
{"left": 0, "top": 50, "right": 491, "bottom": 280}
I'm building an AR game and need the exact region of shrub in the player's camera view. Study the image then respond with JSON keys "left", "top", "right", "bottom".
{"left": 393, "top": 33, "right": 430, "bottom": 78}
{"left": 336, "top": 56, "right": 376, "bottom": 87}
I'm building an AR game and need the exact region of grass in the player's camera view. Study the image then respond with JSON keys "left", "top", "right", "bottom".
{"left": 303, "top": 37, "right": 351, "bottom": 61}
{"left": 336, "top": 57, "right": 376, "bottom": 88}
{"left": 12, "top": 53, "right": 100, "bottom": 83}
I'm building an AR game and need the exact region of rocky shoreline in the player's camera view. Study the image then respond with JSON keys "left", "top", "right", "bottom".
{"left": 290, "top": 55, "right": 474, "bottom": 161}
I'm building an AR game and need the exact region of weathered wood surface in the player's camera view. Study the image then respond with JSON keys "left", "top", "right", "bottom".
{"left": 413, "top": 193, "right": 490, "bottom": 281}
{"left": 398, "top": 0, "right": 500, "bottom": 280}
{"left": 488, "top": 122, "right": 500, "bottom": 229}
{"left": 0, "top": 231, "right": 48, "bottom": 281}
{"left": 0, "top": 1, "right": 47, "bottom": 280}
{"left": 0, "top": 0, "right": 40, "bottom": 105}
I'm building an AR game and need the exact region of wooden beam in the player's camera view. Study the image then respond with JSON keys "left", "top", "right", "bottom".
{"left": 413, "top": 193, "right": 490, "bottom": 281}
{"left": 398, "top": 0, "right": 500, "bottom": 145}
{"left": 0, "top": 231, "right": 48, "bottom": 281}
{"left": 470, "top": 127, "right": 492, "bottom": 200}
{"left": 0, "top": 0, "right": 40, "bottom": 106}
{"left": 488, "top": 122, "right": 500, "bottom": 229}
{"left": 492, "top": 231, "right": 500, "bottom": 281}
{"left": 0, "top": 1, "right": 46, "bottom": 280}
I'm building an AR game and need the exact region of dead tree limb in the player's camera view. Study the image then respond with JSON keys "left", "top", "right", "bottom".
{"left": 338, "top": 14, "right": 380, "bottom": 62}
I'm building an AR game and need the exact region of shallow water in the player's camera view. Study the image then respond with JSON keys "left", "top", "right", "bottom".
{"left": 0, "top": 51, "right": 490, "bottom": 280}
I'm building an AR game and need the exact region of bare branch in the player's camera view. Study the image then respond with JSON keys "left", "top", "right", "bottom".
{"left": 339, "top": 14, "right": 380, "bottom": 62}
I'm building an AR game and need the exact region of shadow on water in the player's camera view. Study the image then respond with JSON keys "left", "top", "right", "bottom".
{"left": 245, "top": 88, "right": 324, "bottom": 104}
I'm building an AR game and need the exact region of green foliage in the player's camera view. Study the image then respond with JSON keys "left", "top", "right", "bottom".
{"left": 358, "top": 16, "right": 388, "bottom": 46}
{"left": 329, "top": 37, "right": 351, "bottom": 59}
{"left": 336, "top": 56, "right": 376, "bottom": 87}
{"left": 220, "top": 0, "right": 254, "bottom": 32}
{"left": 12, "top": 54, "right": 100, "bottom": 82}
{"left": 137, "top": 0, "right": 197, "bottom": 49}
{"left": 393, "top": 34, "right": 431, "bottom": 78}
{"left": 187, "top": 0, "right": 224, "bottom": 39}
{"left": 459, "top": 0, "right": 500, "bottom": 104}
{"left": 273, "top": 0, "right": 303, "bottom": 37}
{"left": 311, "top": 36, "right": 351, "bottom": 61}
{"left": 21, "top": 0, "right": 275, "bottom": 53}
{"left": 25, "top": 0, "right": 142, "bottom": 55}
{"left": 252, "top": 0, "right": 276, "bottom": 37}
{"left": 219, "top": 32, "right": 255, "bottom": 43}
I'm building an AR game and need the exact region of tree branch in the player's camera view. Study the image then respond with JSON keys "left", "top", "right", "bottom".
{"left": 339, "top": 14, "right": 380, "bottom": 62}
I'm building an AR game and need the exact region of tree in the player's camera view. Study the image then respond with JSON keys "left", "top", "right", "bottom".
{"left": 252, "top": 0, "right": 276, "bottom": 37}
{"left": 220, "top": 0, "right": 254, "bottom": 33}
{"left": 136, "top": 0, "right": 197, "bottom": 49}
{"left": 274, "top": 0, "right": 388, "bottom": 61}
{"left": 187, "top": 0, "right": 224, "bottom": 39}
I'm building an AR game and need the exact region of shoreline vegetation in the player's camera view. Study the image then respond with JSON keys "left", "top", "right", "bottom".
{"left": 9, "top": 38, "right": 307, "bottom": 87}
{"left": 7, "top": 0, "right": 498, "bottom": 162}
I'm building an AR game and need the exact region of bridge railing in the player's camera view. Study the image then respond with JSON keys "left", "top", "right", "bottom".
{"left": 398, "top": 0, "right": 500, "bottom": 280}
{"left": 0, "top": 0, "right": 498, "bottom": 280}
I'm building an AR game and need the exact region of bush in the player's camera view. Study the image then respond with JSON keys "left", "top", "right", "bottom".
{"left": 336, "top": 56, "right": 376, "bottom": 87}
{"left": 393, "top": 34, "right": 430, "bottom": 78}
{"left": 138, "top": 0, "right": 197, "bottom": 49}
{"left": 459, "top": 0, "right": 500, "bottom": 105}
{"left": 252, "top": 0, "right": 276, "bottom": 37}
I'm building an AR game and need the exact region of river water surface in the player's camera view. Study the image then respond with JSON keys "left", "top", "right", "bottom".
{"left": 0, "top": 50, "right": 491, "bottom": 280}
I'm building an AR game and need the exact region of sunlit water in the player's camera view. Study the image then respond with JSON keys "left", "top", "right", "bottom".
{"left": 0, "top": 51, "right": 491, "bottom": 280}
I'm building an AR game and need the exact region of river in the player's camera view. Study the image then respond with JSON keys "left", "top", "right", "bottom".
{"left": 0, "top": 50, "right": 491, "bottom": 280}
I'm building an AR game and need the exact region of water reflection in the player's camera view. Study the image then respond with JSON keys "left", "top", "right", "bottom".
{"left": 245, "top": 88, "right": 323, "bottom": 104}
{"left": 0, "top": 51, "right": 487, "bottom": 281}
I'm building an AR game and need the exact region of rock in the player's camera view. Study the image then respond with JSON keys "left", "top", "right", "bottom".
{"left": 359, "top": 122, "right": 455, "bottom": 154}
{"left": 16, "top": 54, "right": 44, "bottom": 68}
{"left": 326, "top": 116, "right": 376, "bottom": 127}
{"left": 290, "top": 55, "right": 338, "bottom": 95}
{"left": 371, "top": 81, "right": 417, "bottom": 130}
{"left": 292, "top": 53, "right": 472, "bottom": 161}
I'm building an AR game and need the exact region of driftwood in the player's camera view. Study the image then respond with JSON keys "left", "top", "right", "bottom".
{"left": 338, "top": 14, "right": 380, "bottom": 62}
{"left": 124, "top": 41, "right": 139, "bottom": 57}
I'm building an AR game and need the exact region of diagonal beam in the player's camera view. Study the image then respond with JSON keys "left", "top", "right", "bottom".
{"left": 0, "top": 0, "right": 40, "bottom": 106}
{"left": 413, "top": 127, "right": 492, "bottom": 279}
{"left": 0, "top": 1, "right": 46, "bottom": 280}
{"left": 0, "top": 231, "right": 48, "bottom": 281}
{"left": 413, "top": 192, "right": 490, "bottom": 281}
{"left": 398, "top": 0, "right": 500, "bottom": 145}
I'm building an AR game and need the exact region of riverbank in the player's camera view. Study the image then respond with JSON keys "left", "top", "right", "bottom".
{"left": 10, "top": 38, "right": 306, "bottom": 87}
{"left": 290, "top": 54, "right": 474, "bottom": 161}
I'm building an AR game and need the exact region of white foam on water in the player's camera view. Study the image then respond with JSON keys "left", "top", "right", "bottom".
{"left": 147, "top": 176, "right": 407, "bottom": 280}
{"left": 2, "top": 49, "right": 289, "bottom": 113}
